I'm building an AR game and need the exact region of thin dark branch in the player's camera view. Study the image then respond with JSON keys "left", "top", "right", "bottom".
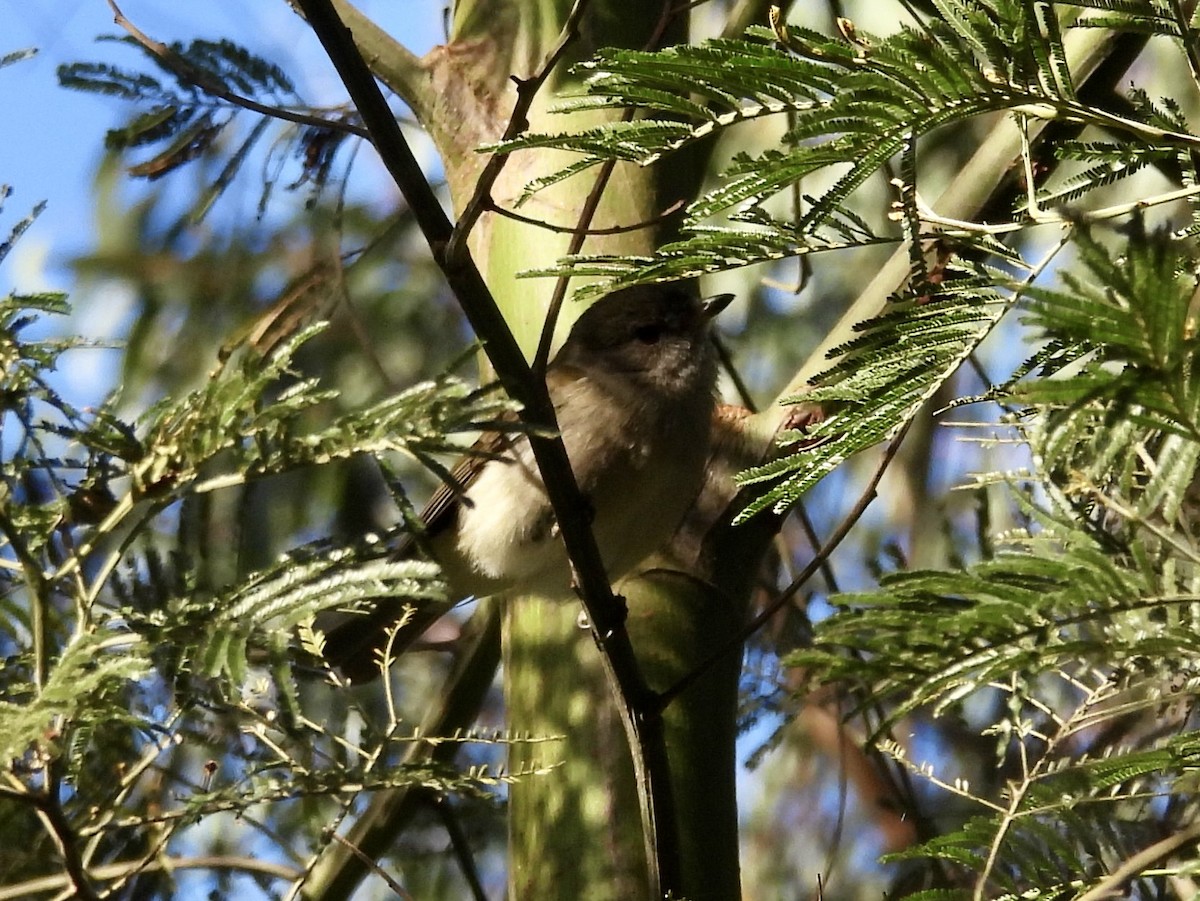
{"left": 302, "top": 603, "right": 501, "bottom": 898}
{"left": 794, "top": 501, "right": 840, "bottom": 593}
{"left": 659, "top": 422, "right": 911, "bottom": 709}
{"left": 531, "top": 144, "right": 629, "bottom": 375}
{"left": 32, "top": 781, "right": 101, "bottom": 901}
{"left": 328, "top": 146, "right": 401, "bottom": 391}
{"left": 820, "top": 701, "right": 852, "bottom": 895}
{"left": 292, "top": 2, "right": 682, "bottom": 894}
{"left": 487, "top": 198, "right": 686, "bottom": 236}
{"left": 444, "top": 0, "right": 592, "bottom": 267}
{"left": 329, "top": 834, "right": 414, "bottom": 899}
{"left": 0, "top": 855, "right": 298, "bottom": 900}
{"left": 429, "top": 795, "right": 488, "bottom": 901}
{"left": 312, "top": 0, "right": 432, "bottom": 126}
{"left": 711, "top": 332, "right": 755, "bottom": 413}
{"left": 105, "top": 0, "right": 370, "bottom": 140}
{"left": 1076, "top": 821, "right": 1200, "bottom": 901}
{"left": 533, "top": 0, "right": 682, "bottom": 375}
{"left": 710, "top": 336, "right": 839, "bottom": 593}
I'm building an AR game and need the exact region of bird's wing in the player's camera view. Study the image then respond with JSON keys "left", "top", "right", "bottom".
{"left": 418, "top": 363, "right": 589, "bottom": 536}
{"left": 416, "top": 425, "right": 518, "bottom": 541}
{"left": 322, "top": 368, "right": 590, "bottom": 682}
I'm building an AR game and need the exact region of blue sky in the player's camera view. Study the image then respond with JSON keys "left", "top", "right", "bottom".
{"left": 0, "top": 1, "right": 442, "bottom": 295}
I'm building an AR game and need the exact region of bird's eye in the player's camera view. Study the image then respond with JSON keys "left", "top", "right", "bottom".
{"left": 633, "top": 323, "right": 663, "bottom": 344}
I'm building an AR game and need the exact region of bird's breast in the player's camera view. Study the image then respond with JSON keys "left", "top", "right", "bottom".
{"left": 453, "top": 377, "right": 714, "bottom": 596}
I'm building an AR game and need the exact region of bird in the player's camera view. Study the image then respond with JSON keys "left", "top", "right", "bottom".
{"left": 320, "top": 284, "right": 732, "bottom": 681}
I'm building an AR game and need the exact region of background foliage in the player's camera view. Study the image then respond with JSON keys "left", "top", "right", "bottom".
{"left": 5, "top": 0, "right": 1200, "bottom": 898}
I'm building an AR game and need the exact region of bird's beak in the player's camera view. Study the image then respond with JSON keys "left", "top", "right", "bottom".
{"left": 702, "top": 293, "right": 735, "bottom": 319}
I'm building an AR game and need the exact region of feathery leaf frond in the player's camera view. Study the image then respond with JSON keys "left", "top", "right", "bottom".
{"left": 735, "top": 260, "right": 1014, "bottom": 520}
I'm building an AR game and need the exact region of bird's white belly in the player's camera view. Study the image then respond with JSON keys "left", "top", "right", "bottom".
{"left": 453, "top": 401, "right": 708, "bottom": 597}
{"left": 454, "top": 452, "right": 564, "bottom": 591}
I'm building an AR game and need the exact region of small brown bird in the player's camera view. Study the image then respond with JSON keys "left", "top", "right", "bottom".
{"left": 321, "top": 284, "right": 731, "bottom": 680}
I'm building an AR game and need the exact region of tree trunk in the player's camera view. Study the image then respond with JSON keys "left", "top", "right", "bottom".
{"left": 300, "top": 2, "right": 764, "bottom": 896}
{"left": 430, "top": 3, "right": 749, "bottom": 898}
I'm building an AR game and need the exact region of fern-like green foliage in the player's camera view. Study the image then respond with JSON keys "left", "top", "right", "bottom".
{"left": 791, "top": 519, "right": 1174, "bottom": 726}
{"left": 125, "top": 321, "right": 510, "bottom": 505}
{"left": 1, "top": 270, "right": 154, "bottom": 766}
{"left": 31, "top": 1, "right": 1200, "bottom": 895}
{"left": 496, "top": 0, "right": 1200, "bottom": 538}
{"left": 0, "top": 226, "right": 517, "bottom": 892}
{"left": 493, "top": 0, "right": 1199, "bottom": 287}
{"left": 736, "top": 261, "right": 1013, "bottom": 520}
{"left": 1010, "top": 226, "right": 1200, "bottom": 522}
{"left": 0, "top": 630, "right": 148, "bottom": 763}
{"left": 791, "top": 225, "right": 1200, "bottom": 896}
{"left": 1064, "top": 0, "right": 1187, "bottom": 34}
{"left": 1, "top": 282, "right": 494, "bottom": 709}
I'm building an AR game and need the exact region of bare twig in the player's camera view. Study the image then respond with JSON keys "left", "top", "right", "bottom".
{"left": 531, "top": 149, "right": 630, "bottom": 374}
{"left": 1074, "top": 808, "right": 1200, "bottom": 900}
{"left": 444, "top": 0, "right": 592, "bottom": 267}
{"left": 916, "top": 164, "right": 1200, "bottom": 236}
{"left": 311, "top": 0, "right": 432, "bottom": 125}
{"left": 533, "top": 0, "right": 682, "bottom": 375}
{"left": 429, "top": 795, "right": 488, "bottom": 901}
{"left": 328, "top": 834, "right": 414, "bottom": 899}
{"left": 710, "top": 334, "right": 758, "bottom": 424}
{"left": 31, "top": 779, "right": 101, "bottom": 901}
{"left": 0, "top": 855, "right": 298, "bottom": 900}
{"left": 531, "top": 148, "right": 631, "bottom": 373}
{"left": 105, "top": 0, "right": 369, "bottom": 139}
{"left": 80, "top": 714, "right": 184, "bottom": 869}
{"left": 299, "top": 603, "right": 502, "bottom": 898}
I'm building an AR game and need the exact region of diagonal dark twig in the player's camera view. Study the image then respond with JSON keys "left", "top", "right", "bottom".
{"left": 328, "top": 834, "right": 413, "bottom": 899}
{"left": 33, "top": 773, "right": 101, "bottom": 901}
{"left": 429, "top": 795, "right": 488, "bottom": 901}
{"left": 533, "top": 0, "right": 686, "bottom": 374}
{"left": 291, "top": 1, "right": 682, "bottom": 894}
{"left": 106, "top": 0, "right": 369, "bottom": 139}
{"left": 444, "top": 0, "right": 592, "bottom": 268}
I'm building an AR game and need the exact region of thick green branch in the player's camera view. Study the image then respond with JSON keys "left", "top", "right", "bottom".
{"left": 743, "top": 23, "right": 1140, "bottom": 462}
{"left": 320, "top": 0, "right": 431, "bottom": 124}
